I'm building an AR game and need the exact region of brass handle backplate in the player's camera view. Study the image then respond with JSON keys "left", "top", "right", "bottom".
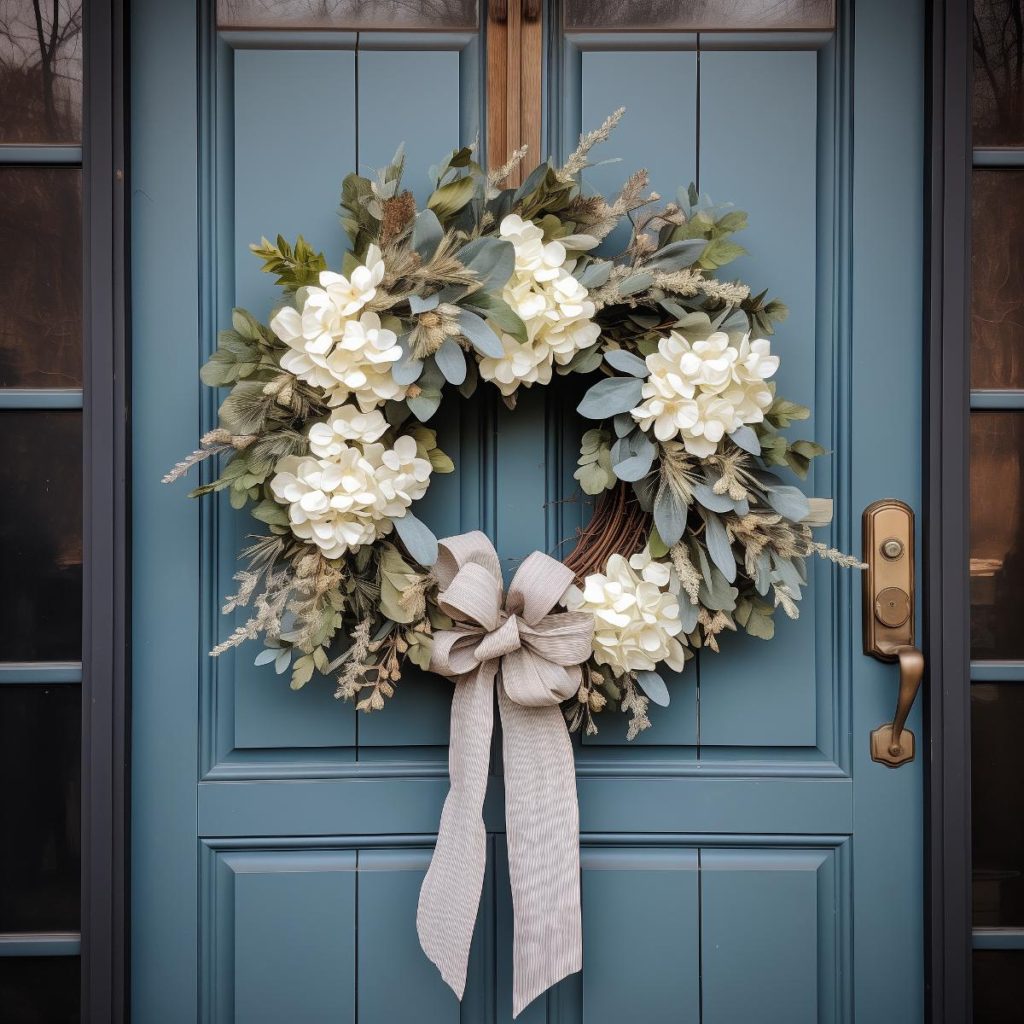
{"left": 862, "top": 499, "right": 923, "bottom": 767}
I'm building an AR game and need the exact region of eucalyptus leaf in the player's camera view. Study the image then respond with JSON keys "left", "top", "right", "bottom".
{"left": 765, "top": 484, "right": 811, "bottom": 522}
{"left": 409, "top": 292, "right": 440, "bottom": 314}
{"left": 407, "top": 390, "right": 441, "bottom": 422}
{"left": 458, "top": 308, "right": 505, "bottom": 358}
{"left": 692, "top": 480, "right": 736, "bottom": 514}
{"left": 435, "top": 337, "right": 467, "bottom": 385}
{"left": 678, "top": 597, "right": 699, "bottom": 633}
{"left": 645, "top": 238, "right": 707, "bottom": 272}
{"left": 392, "top": 336, "right": 424, "bottom": 385}
{"left": 392, "top": 511, "right": 439, "bottom": 567}
{"left": 427, "top": 175, "right": 476, "bottom": 219}
{"left": 254, "top": 647, "right": 279, "bottom": 667}
{"left": 728, "top": 424, "right": 761, "bottom": 455}
{"left": 412, "top": 209, "right": 443, "bottom": 261}
{"left": 577, "top": 376, "right": 645, "bottom": 419}
{"left": 635, "top": 670, "right": 670, "bottom": 707}
{"left": 464, "top": 291, "right": 527, "bottom": 343}
{"left": 559, "top": 345, "right": 604, "bottom": 375}
{"left": 578, "top": 260, "right": 612, "bottom": 289}
{"left": 612, "top": 452, "right": 654, "bottom": 482}
{"left": 619, "top": 272, "right": 654, "bottom": 296}
{"left": 613, "top": 413, "right": 635, "bottom": 437}
{"left": 457, "top": 237, "right": 515, "bottom": 292}
{"left": 604, "top": 350, "right": 649, "bottom": 377}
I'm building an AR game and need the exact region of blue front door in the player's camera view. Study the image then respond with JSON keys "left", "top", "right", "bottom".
{"left": 131, "top": 2, "right": 926, "bottom": 1020}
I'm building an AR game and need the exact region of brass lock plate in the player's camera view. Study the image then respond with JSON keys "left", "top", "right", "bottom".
{"left": 862, "top": 499, "right": 915, "bottom": 658}
{"left": 870, "top": 723, "right": 915, "bottom": 768}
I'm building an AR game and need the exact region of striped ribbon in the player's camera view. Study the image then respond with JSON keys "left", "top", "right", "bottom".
{"left": 416, "top": 532, "right": 593, "bottom": 1018}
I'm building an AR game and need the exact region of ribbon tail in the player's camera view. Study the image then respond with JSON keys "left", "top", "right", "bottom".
{"left": 498, "top": 677, "right": 582, "bottom": 1018}
{"left": 417, "top": 662, "right": 496, "bottom": 1000}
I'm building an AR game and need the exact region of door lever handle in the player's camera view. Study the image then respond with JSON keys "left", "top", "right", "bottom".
{"left": 871, "top": 643, "right": 924, "bottom": 767}
{"left": 862, "top": 500, "right": 922, "bottom": 767}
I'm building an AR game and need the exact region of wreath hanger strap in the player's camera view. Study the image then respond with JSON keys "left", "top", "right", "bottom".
{"left": 417, "top": 533, "right": 592, "bottom": 1017}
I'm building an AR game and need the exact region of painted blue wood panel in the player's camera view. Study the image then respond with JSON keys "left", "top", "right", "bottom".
{"left": 697, "top": 49, "right": 823, "bottom": 748}
{"left": 701, "top": 847, "right": 837, "bottom": 1024}
{"left": 233, "top": 49, "right": 355, "bottom": 314}
{"left": 212, "top": 848, "right": 356, "bottom": 1023}
{"left": 581, "top": 847, "right": 699, "bottom": 1023}
{"left": 358, "top": 848, "right": 467, "bottom": 1022}
{"left": 577, "top": 47, "right": 700, "bottom": 748}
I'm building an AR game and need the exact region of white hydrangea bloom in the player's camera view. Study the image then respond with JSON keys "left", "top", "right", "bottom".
{"left": 307, "top": 406, "right": 389, "bottom": 456}
{"left": 269, "top": 246, "right": 404, "bottom": 410}
{"left": 478, "top": 215, "right": 600, "bottom": 397}
{"left": 564, "top": 549, "right": 686, "bottom": 675}
{"left": 630, "top": 329, "right": 779, "bottom": 457}
{"left": 269, "top": 435, "right": 431, "bottom": 559}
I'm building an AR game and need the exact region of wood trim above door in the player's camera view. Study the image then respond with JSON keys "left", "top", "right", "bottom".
{"left": 487, "top": 0, "right": 542, "bottom": 184}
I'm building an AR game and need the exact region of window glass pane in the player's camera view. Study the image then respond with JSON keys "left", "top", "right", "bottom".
{"left": 217, "top": 0, "right": 478, "bottom": 29}
{"left": 0, "top": 956, "right": 79, "bottom": 1023}
{"left": 973, "top": 683, "right": 1024, "bottom": 926}
{"left": 0, "top": 684, "right": 81, "bottom": 931}
{"left": 972, "top": 171, "right": 1024, "bottom": 389}
{"left": 563, "top": 0, "right": 834, "bottom": 30}
{"left": 0, "top": 168, "right": 82, "bottom": 389}
{"left": 974, "top": 0, "right": 1024, "bottom": 147}
{"left": 0, "top": 411, "right": 82, "bottom": 660}
{"left": 971, "top": 412, "right": 1024, "bottom": 659}
{"left": 974, "top": 950, "right": 1024, "bottom": 1023}
{"left": 0, "top": 1, "right": 83, "bottom": 145}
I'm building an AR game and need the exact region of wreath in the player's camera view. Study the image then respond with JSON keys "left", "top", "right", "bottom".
{"left": 165, "top": 108, "right": 857, "bottom": 740}
{"left": 166, "top": 109, "right": 860, "bottom": 1013}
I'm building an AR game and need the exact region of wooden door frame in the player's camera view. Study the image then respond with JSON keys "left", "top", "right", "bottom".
{"left": 924, "top": 0, "right": 973, "bottom": 1019}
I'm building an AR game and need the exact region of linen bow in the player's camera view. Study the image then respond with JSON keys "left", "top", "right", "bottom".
{"left": 416, "top": 531, "right": 593, "bottom": 1017}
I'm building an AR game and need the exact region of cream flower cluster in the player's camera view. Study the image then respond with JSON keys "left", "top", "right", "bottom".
{"left": 269, "top": 433, "right": 431, "bottom": 560}
{"left": 269, "top": 245, "right": 407, "bottom": 410}
{"left": 630, "top": 331, "right": 780, "bottom": 457}
{"left": 478, "top": 215, "right": 600, "bottom": 396}
{"left": 564, "top": 549, "right": 686, "bottom": 675}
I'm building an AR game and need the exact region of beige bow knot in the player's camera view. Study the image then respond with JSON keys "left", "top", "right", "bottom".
{"left": 417, "top": 532, "right": 593, "bottom": 1017}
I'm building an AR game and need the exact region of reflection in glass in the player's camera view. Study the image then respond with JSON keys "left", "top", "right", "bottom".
{"left": 218, "top": 0, "right": 478, "bottom": 29}
{"left": 0, "top": 956, "right": 79, "bottom": 1023}
{"left": 973, "top": 171, "right": 1024, "bottom": 388}
{"left": 0, "top": 411, "right": 82, "bottom": 660}
{"left": 974, "top": 0, "right": 1024, "bottom": 146}
{"left": 973, "top": 683, "right": 1024, "bottom": 926}
{"left": 974, "top": 950, "right": 1024, "bottom": 1023}
{"left": 0, "top": 168, "right": 82, "bottom": 388}
{"left": 0, "top": 0, "right": 83, "bottom": 144}
{"left": 0, "top": 685, "right": 81, "bottom": 931}
{"left": 971, "top": 413, "right": 1024, "bottom": 659}
{"left": 564, "top": 0, "right": 834, "bottom": 30}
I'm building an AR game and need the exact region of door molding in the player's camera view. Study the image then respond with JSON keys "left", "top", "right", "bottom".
{"left": 924, "top": 0, "right": 973, "bottom": 1019}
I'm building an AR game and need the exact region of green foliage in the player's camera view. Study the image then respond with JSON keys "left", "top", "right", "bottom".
{"left": 249, "top": 235, "right": 327, "bottom": 292}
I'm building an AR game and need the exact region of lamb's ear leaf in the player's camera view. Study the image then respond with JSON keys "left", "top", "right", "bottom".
{"left": 392, "top": 511, "right": 438, "bottom": 568}
{"left": 434, "top": 337, "right": 467, "bottom": 385}
{"left": 653, "top": 481, "right": 687, "bottom": 547}
{"left": 412, "top": 209, "right": 443, "bottom": 261}
{"left": 635, "top": 670, "right": 670, "bottom": 707}
{"left": 702, "top": 510, "right": 737, "bottom": 584}
{"left": 577, "top": 376, "right": 645, "bottom": 419}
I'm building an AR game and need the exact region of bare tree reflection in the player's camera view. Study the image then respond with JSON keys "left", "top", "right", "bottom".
{"left": 562, "top": 0, "right": 833, "bottom": 31}
{"left": 974, "top": 0, "right": 1024, "bottom": 146}
{"left": 0, "top": 0, "right": 82, "bottom": 143}
{"left": 218, "top": 0, "right": 477, "bottom": 29}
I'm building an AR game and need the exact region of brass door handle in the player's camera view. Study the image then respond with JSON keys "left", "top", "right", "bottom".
{"left": 862, "top": 500, "right": 923, "bottom": 767}
{"left": 871, "top": 643, "right": 924, "bottom": 767}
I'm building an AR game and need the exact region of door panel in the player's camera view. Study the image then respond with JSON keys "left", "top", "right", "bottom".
{"left": 132, "top": 2, "right": 925, "bottom": 1020}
